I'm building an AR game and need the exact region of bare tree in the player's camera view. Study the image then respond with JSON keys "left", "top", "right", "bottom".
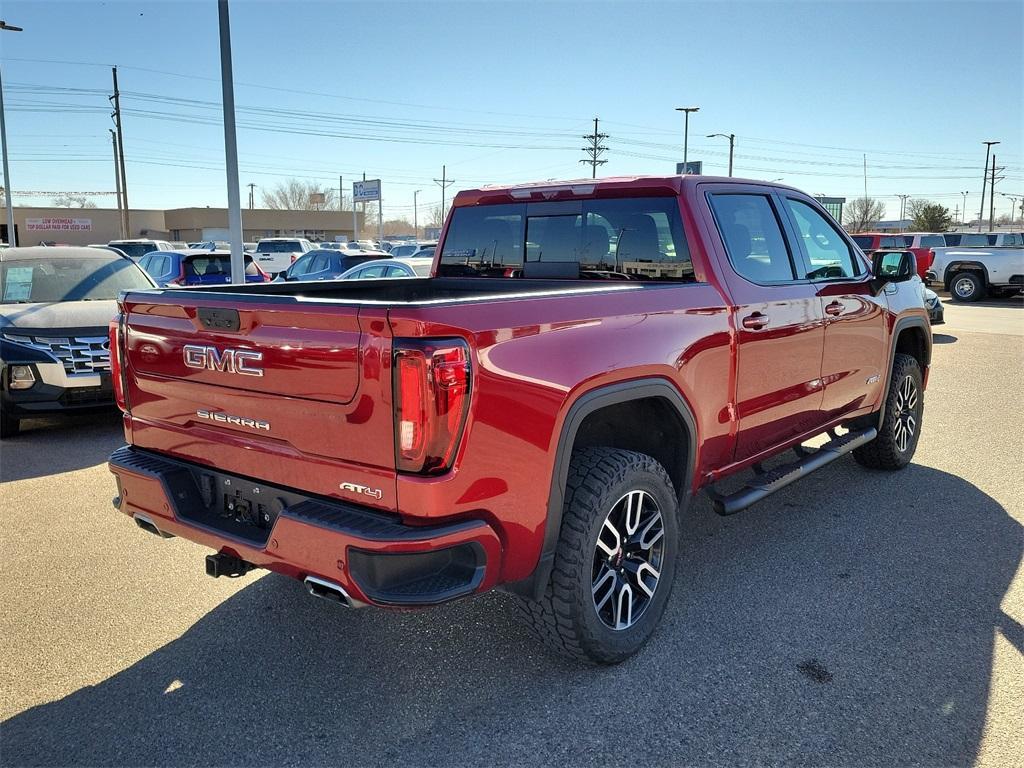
{"left": 427, "top": 204, "right": 446, "bottom": 228}
{"left": 261, "top": 179, "right": 337, "bottom": 210}
{"left": 843, "top": 197, "right": 886, "bottom": 232}
{"left": 52, "top": 194, "right": 97, "bottom": 209}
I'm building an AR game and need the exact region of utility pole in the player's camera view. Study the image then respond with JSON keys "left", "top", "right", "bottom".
{"left": 989, "top": 155, "right": 997, "bottom": 232}
{"left": 979, "top": 141, "right": 999, "bottom": 232}
{"left": 897, "top": 194, "right": 910, "bottom": 231}
{"left": 110, "top": 66, "right": 130, "bottom": 237}
{"left": 961, "top": 191, "right": 969, "bottom": 226}
{"left": 675, "top": 106, "right": 699, "bottom": 172}
{"left": 109, "top": 130, "right": 124, "bottom": 237}
{"left": 247, "top": 182, "right": 256, "bottom": 210}
{"left": 413, "top": 189, "right": 421, "bottom": 238}
{"left": 433, "top": 165, "right": 454, "bottom": 226}
{"left": 217, "top": 0, "right": 244, "bottom": 283}
{"left": 707, "top": 133, "right": 735, "bottom": 176}
{"left": 0, "top": 20, "right": 22, "bottom": 247}
{"left": 862, "top": 154, "right": 868, "bottom": 206}
{"left": 1003, "top": 194, "right": 1022, "bottom": 226}
{"left": 579, "top": 117, "right": 609, "bottom": 179}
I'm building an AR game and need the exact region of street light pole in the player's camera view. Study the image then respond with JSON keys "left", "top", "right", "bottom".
{"left": 675, "top": 106, "right": 699, "bottom": 172}
{"left": 217, "top": 0, "right": 245, "bottom": 283}
{"left": 706, "top": 133, "right": 735, "bottom": 176}
{"left": 961, "top": 191, "right": 969, "bottom": 227}
{"left": 0, "top": 20, "right": 24, "bottom": 247}
{"left": 413, "top": 189, "right": 421, "bottom": 238}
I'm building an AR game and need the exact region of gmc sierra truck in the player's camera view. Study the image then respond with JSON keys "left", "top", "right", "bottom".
{"left": 107, "top": 176, "right": 931, "bottom": 664}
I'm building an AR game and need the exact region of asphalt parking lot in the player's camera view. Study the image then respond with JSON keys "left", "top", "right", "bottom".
{"left": 1, "top": 295, "right": 1021, "bottom": 767}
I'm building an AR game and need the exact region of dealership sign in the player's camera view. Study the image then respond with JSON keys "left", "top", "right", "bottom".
{"left": 25, "top": 217, "right": 93, "bottom": 232}
{"left": 353, "top": 179, "right": 381, "bottom": 202}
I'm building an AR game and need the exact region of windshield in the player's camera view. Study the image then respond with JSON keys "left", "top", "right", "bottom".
{"left": 257, "top": 241, "right": 303, "bottom": 253}
{"left": 110, "top": 242, "right": 156, "bottom": 259}
{"left": 438, "top": 197, "right": 694, "bottom": 281}
{"left": 1, "top": 257, "right": 152, "bottom": 304}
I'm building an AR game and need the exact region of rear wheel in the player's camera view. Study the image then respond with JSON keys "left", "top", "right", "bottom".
{"left": 950, "top": 271, "right": 984, "bottom": 302}
{"left": 853, "top": 353, "right": 923, "bottom": 470}
{"left": 516, "top": 447, "right": 680, "bottom": 664}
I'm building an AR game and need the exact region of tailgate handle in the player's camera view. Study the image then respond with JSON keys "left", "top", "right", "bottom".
{"left": 197, "top": 307, "right": 240, "bottom": 332}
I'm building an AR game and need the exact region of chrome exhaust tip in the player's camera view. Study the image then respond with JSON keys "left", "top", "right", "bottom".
{"left": 134, "top": 514, "right": 174, "bottom": 538}
{"left": 304, "top": 575, "right": 363, "bottom": 608}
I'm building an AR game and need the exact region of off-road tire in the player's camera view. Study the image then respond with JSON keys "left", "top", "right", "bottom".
{"left": 515, "top": 447, "right": 680, "bottom": 664}
{"left": 950, "top": 271, "right": 984, "bottom": 302}
{"left": 853, "top": 353, "right": 923, "bottom": 470}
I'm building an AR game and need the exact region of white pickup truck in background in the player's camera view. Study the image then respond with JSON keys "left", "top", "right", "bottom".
{"left": 927, "top": 244, "right": 1024, "bottom": 301}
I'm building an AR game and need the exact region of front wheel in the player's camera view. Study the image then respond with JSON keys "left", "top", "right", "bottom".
{"left": 950, "top": 271, "right": 985, "bottom": 302}
{"left": 853, "top": 353, "right": 923, "bottom": 470}
{"left": 516, "top": 447, "right": 680, "bottom": 664}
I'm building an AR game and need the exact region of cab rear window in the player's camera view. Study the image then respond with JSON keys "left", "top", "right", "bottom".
{"left": 438, "top": 197, "right": 694, "bottom": 281}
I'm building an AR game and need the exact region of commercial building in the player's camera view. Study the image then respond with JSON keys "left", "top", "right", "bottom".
{"left": 2, "top": 206, "right": 364, "bottom": 247}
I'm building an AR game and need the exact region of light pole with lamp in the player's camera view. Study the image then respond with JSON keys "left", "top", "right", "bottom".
{"left": 961, "top": 191, "right": 969, "bottom": 226}
{"left": 706, "top": 133, "right": 735, "bottom": 176}
{"left": 675, "top": 106, "right": 699, "bottom": 172}
{"left": 1, "top": 20, "right": 23, "bottom": 246}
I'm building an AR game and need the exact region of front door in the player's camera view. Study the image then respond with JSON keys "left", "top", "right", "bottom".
{"left": 704, "top": 187, "right": 826, "bottom": 462}
{"left": 777, "top": 195, "right": 888, "bottom": 421}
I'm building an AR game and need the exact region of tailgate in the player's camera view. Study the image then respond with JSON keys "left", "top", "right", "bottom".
{"left": 120, "top": 292, "right": 397, "bottom": 508}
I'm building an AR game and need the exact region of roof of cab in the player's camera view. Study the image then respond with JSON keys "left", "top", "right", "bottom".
{"left": 452, "top": 174, "right": 794, "bottom": 207}
{"left": 0, "top": 245, "right": 127, "bottom": 262}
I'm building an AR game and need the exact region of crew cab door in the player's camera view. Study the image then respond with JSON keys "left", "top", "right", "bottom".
{"left": 777, "top": 195, "right": 887, "bottom": 421}
{"left": 703, "top": 186, "right": 826, "bottom": 462}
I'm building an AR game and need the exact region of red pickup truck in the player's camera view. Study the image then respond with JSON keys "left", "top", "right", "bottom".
{"left": 107, "top": 176, "right": 930, "bottom": 664}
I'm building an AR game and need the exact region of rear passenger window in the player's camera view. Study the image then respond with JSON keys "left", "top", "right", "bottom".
{"left": 783, "top": 198, "right": 860, "bottom": 279}
{"left": 708, "top": 194, "right": 795, "bottom": 283}
{"left": 920, "top": 235, "right": 945, "bottom": 248}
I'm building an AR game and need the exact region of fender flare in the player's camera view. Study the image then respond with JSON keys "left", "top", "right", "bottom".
{"left": 943, "top": 261, "right": 989, "bottom": 289}
{"left": 878, "top": 315, "right": 932, "bottom": 430}
{"left": 511, "top": 378, "right": 698, "bottom": 600}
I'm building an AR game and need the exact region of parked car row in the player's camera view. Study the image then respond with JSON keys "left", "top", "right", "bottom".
{"left": 853, "top": 230, "right": 1024, "bottom": 302}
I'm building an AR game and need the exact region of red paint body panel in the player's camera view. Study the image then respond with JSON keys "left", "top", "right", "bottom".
{"left": 109, "top": 175, "right": 931, "bottom": 605}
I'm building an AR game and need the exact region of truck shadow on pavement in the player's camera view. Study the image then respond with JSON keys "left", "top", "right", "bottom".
{"left": 2, "top": 462, "right": 1021, "bottom": 767}
{"left": 0, "top": 412, "right": 124, "bottom": 483}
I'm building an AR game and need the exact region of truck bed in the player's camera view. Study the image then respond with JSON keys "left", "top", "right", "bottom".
{"left": 144, "top": 276, "right": 648, "bottom": 306}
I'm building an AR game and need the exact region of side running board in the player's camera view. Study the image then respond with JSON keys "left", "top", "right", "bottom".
{"left": 706, "top": 427, "right": 877, "bottom": 516}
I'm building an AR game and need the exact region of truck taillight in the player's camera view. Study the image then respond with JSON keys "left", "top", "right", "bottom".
{"left": 108, "top": 316, "right": 129, "bottom": 412}
{"left": 393, "top": 339, "right": 471, "bottom": 474}
{"left": 927, "top": 249, "right": 936, "bottom": 268}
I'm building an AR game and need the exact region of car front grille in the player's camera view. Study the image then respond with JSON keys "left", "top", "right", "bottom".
{"left": 3, "top": 333, "right": 110, "bottom": 376}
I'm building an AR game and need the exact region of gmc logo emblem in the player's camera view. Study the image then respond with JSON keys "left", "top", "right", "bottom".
{"left": 183, "top": 344, "right": 264, "bottom": 377}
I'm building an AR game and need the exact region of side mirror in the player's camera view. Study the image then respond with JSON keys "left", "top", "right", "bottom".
{"left": 871, "top": 250, "right": 915, "bottom": 289}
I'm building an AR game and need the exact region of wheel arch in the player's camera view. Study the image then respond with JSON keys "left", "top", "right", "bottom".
{"left": 943, "top": 260, "right": 989, "bottom": 290}
{"left": 878, "top": 315, "right": 931, "bottom": 430}
{"left": 509, "top": 378, "right": 698, "bottom": 600}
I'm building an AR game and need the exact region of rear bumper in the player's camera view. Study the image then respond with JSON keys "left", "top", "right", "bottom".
{"left": 108, "top": 446, "right": 502, "bottom": 606}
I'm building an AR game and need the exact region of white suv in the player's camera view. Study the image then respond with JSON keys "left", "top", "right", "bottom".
{"left": 253, "top": 238, "right": 314, "bottom": 275}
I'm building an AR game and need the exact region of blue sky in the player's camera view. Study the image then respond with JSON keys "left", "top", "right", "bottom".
{"left": 2, "top": 0, "right": 1022, "bottom": 222}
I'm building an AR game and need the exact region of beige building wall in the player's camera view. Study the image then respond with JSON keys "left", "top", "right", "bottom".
{"left": 164, "top": 208, "right": 363, "bottom": 244}
{"left": 6, "top": 207, "right": 167, "bottom": 246}
{"left": 6, "top": 207, "right": 365, "bottom": 247}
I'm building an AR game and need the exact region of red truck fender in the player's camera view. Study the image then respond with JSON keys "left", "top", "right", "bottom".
{"left": 511, "top": 378, "right": 699, "bottom": 601}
